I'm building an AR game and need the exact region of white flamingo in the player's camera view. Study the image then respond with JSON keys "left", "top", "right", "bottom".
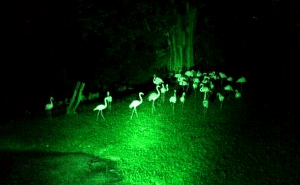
{"left": 180, "top": 92, "right": 186, "bottom": 111}
{"left": 219, "top": 72, "right": 227, "bottom": 86}
{"left": 148, "top": 85, "right": 161, "bottom": 113}
{"left": 106, "top": 91, "right": 112, "bottom": 110}
{"left": 196, "top": 71, "right": 202, "bottom": 77}
{"left": 227, "top": 76, "right": 233, "bottom": 82}
{"left": 169, "top": 90, "right": 177, "bottom": 114}
{"left": 193, "top": 77, "right": 200, "bottom": 97}
{"left": 200, "top": 84, "right": 210, "bottom": 100}
{"left": 45, "top": 97, "right": 54, "bottom": 116}
{"left": 236, "top": 76, "right": 246, "bottom": 92}
{"left": 93, "top": 97, "right": 108, "bottom": 121}
{"left": 224, "top": 84, "right": 234, "bottom": 98}
{"left": 174, "top": 73, "right": 181, "bottom": 79}
{"left": 235, "top": 89, "right": 242, "bottom": 99}
{"left": 209, "top": 71, "right": 216, "bottom": 78}
{"left": 203, "top": 99, "right": 209, "bottom": 117}
{"left": 202, "top": 76, "right": 210, "bottom": 84}
{"left": 185, "top": 70, "right": 193, "bottom": 77}
{"left": 160, "top": 84, "right": 169, "bottom": 103}
{"left": 217, "top": 92, "right": 225, "bottom": 111}
{"left": 192, "top": 82, "right": 198, "bottom": 97}
{"left": 153, "top": 74, "right": 164, "bottom": 85}
{"left": 209, "top": 81, "right": 215, "bottom": 90}
{"left": 129, "top": 92, "right": 144, "bottom": 120}
{"left": 179, "top": 80, "right": 189, "bottom": 92}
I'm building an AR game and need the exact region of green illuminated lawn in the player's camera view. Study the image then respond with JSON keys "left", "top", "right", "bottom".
{"left": 0, "top": 88, "right": 298, "bottom": 184}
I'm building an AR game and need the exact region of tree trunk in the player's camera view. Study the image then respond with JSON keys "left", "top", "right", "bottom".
{"left": 185, "top": 2, "right": 197, "bottom": 69}
{"left": 74, "top": 82, "right": 85, "bottom": 112}
{"left": 66, "top": 81, "right": 85, "bottom": 115}
{"left": 167, "top": 2, "right": 197, "bottom": 72}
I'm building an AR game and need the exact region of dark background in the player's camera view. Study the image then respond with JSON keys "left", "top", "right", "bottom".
{"left": 0, "top": 0, "right": 299, "bottom": 117}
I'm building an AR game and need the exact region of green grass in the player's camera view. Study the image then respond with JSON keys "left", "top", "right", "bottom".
{"left": 0, "top": 88, "right": 298, "bottom": 184}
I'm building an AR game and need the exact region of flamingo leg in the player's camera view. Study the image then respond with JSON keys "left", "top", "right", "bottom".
{"left": 152, "top": 101, "right": 155, "bottom": 113}
{"left": 96, "top": 111, "right": 100, "bottom": 121}
{"left": 130, "top": 109, "right": 135, "bottom": 120}
{"left": 101, "top": 110, "right": 105, "bottom": 121}
{"left": 172, "top": 103, "right": 175, "bottom": 114}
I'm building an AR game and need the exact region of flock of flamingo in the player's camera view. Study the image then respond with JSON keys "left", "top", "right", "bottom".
{"left": 45, "top": 70, "right": 246, "bottom": 121}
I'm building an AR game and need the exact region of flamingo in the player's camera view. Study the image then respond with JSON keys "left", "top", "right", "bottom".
{"left": 203, "top": 99, "right": 209, "bottom": 108}
{"left": 185, "top": 70, "right": 193, "bottom": 77}
{"left": 193, "top": 77, "right": 200, "bottom": 97}
{"left": 219, "top": 72, "right": 227, "bottom": 86}
{"left": 106, "top": 91, "right": 112, "bottom": 110}
{"left": 192, "top": 82, "right": 198, "bottom": 97}
{"left": 153, "top": 74, "right": 164, "bottom": 85}
{"left": 160, "top": 84, "right": 169, "bottom": 103}
{"left": 236, "top": 76, "right": 246, "bottom": 92}
{"left": 148, "top": 85, "right": 161, "bottom": 113}
{"left": 169, "top": 90, "right": 177, "bottom": 114}
{"left": 235, "top": 89, "right": 242, "bottom": 99}
{"left": 203, "top": 99, "right": 209, "bottom": 117}
{"left": 202, "top": 76, "right": 210, "bottom": 84}
{"left": 209, "top": 71, "right": 216, "bottom": 78}
{"left": 200, "top": 84, "right": 210, "bottom": 100}
{"left": 174, "top": 73, "right": 181, "bottom": 79}
{"left": 217, "top": 93, "right": 225, "bottom": 111}
{"left": 129, "top": 92, "right": 144, "bottom": 120}
{"left": 209, "top": 81, "right": 215, "bottom": 90}
{"left": 224, "top": 84, "right": 234, "bottom": 98}
{"left": 227, "top": 76, "right": 233, "bottom": 82}
{"left": 45, "top": 97, "right": 54, "bottom": 116}
{"left": 93, "top": 97, "right": 108, "bottom": 121}
{"left": 180, "top": 92, "right": 186, "bottom": 111}
{"left": 179, "top": 80, "right": 189, "bottom": 92}
{"left": 196, "top": 71, "right": 202, "bottom": 77}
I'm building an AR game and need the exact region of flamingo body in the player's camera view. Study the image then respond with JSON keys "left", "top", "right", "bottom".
{"left": 153, "top": 75, "right": 164, "bottom": 85}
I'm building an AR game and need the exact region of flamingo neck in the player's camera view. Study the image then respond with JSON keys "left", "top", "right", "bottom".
{"left": 139, "top": 93, "right": 143, "bottom": 102}
{"left": 104, "top": 98, "right": 108, "bottom": 107}
{"left": 156, "top": 86, "right": 160, "bottom": 96}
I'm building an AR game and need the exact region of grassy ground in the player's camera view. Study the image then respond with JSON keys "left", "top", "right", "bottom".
{"left": 0, "top": 83, "right": 298, "bottom": 184}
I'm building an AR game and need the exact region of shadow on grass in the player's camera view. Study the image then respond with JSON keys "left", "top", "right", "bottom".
{"left": 0, "top": 150, "right": 123, "bottom": 185}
